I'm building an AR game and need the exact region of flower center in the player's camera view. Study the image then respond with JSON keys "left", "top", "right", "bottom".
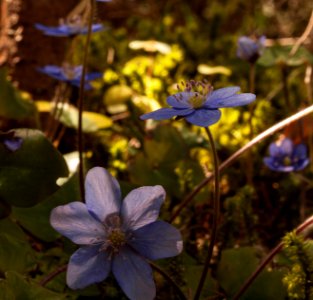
{"left": 62, "top": 63, "right": 76, "bottom": 80}
{"left": 177, "top": 80, "right": 213, "bottom": 109}
{"left": 188, "top": 94, "right": 206, "bottom": 108}
{"left": 60, "top": 15, "right": 84, "bottom": 31}
{"left": 283, "top": 156, "right": 292, "bottom": 166}
{"left": 99, "top": 213, "right": 128, "bottom": 255}
{"left": 107, "top": 229, "right": 127, "bottom": 249}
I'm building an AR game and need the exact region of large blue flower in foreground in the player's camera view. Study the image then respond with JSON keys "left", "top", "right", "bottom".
{"left": 140, "top": 82, "right": 256, "bottom": 127}
{"left": 35, "top": 19, "right": 104, "bottom": 37}
{"left": 263, "top": 137, "right": 309, "bottom": 172}
{"left": 38, "top": 65, "right": 102, "bottom": 90}
{"left": 237, "top": 35, "right": 266, "bottom": 63}
{"left": 50, "top": 167, "right": 183, "bottom": 300}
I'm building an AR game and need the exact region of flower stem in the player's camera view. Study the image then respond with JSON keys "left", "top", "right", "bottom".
{"left": 149, "top": 261, "right": 187, "bottom": 300}
{"left": 169, "top": 105, "right": 313, "bottom": 223}
{"left": 232, "top": 215, "right": 313, "bottom": 300}
{"left": 246, "top": 62, "right": 256, "bottom": 185}
{"left": 281, "top": 65, "right": 291, "bottom": 109}
{"left": 39, "top": 264, "right": 68, "bottom": 286}
{"left": 77, "top": 0, "right": 95, "bottom": 201}
{"left": 193, "top": 127, "right": 220, "bottom": 300}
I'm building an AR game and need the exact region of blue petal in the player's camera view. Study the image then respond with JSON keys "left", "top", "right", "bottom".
{"left": 38, "top": 66, "right": 66, "bottom": 81}
{"left": 268, "top": 142, "right": 281, "bottom": 157}
{"left": 237, "top": 37, "right": 258, "bottom": 60}
{"left": 294, "top": 159, "right": 310, "bottom": 171}
{"left": 208, "top": 87, "right": 240, "bottom": 103}
{"left": 129, "top": 220, "right": 183, "bottom": 260}
{"left": 85, "top": 72, "right": 103, "bottom": 81}
{"left": 207, "top": 93, "right": 256, "bottom": 108}
{"left": 70, "top": 79, "right": 93, "bottom": 90}
{"left": 3, "top": 137, "right": 23, "bottom": 152}
{"left": 185, "top": 108, "right": 221, "bottom": 127}
{"left": 279, "top": 138, "right": 293, "bottom": 156}
{"left": 67, "top": 246, "right": 111, "bottom": 289}
{"left": 85, "top": 167, "right": 122, "bottom": 223}
{"left": 293, "top": 144, "right": 308, "bottom": 159}
{"left": 263, "top": 157, "right": 294, "bottom": 172}
{"left": 81, "top": 24, "right": 104, "bottom": 34}
{"left": 112, "top": 247, "right": 155, "bottom": 300}
{"left": 121, "top": 186, "right": 165, "bottom": 231}
{"left": 35, "top": 24, "right": 73, "bottom": 37}
{"left": 50, "top": 202, "right": 106, "bottom": 245}
{"left": 166, "top": 92, "right": 194, "bottom": 108}
{"left": 140, "top": 107, "right": 193, "bottom": 121}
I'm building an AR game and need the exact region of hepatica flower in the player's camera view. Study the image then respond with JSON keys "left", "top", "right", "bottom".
{"left": 263, "top": 137, "right": 309, "bottom": 172}
{"left": 35, "top": 16, "right": 104, "bottom": 37}
{"left": 0, "top": 131, "right": 23, "bottom": 152}
{"left": 237, "top": 35, "right": 266, "bottom": 63}
{"left": 140, "top": 81, "right": 256, "bottom": 127}
{"left": 38, "top": 64, "right": 102, "bottom": 90}
{"left": 50, "top": 167, "right": 183, "bottom": 300}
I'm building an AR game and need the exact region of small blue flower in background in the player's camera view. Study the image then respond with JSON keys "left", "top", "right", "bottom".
{"left": 263, "top": 136, "right": 309, "bottom": 172}
{"left": 50, "top": 167, "right": 183, "bottom": 300}
{"left": 140, "top": 81, "right": 256, "bottom": 127}
{"left": 35, "top": 15, "right": 104, "bottom": 37}
{"left": 237, "top": 35, "right": 266, "bottom": 63}
{"left": 38, "top": 64, "right": 102, "bottom": 90}
{"left": 0, "top": 131, "right": 23, "bottom": 152}
{"left": 96, "top": 0, "right": 112, "bottom": 2}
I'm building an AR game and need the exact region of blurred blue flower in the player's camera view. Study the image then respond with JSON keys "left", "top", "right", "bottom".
{"left": 237, "top": 35, "right": 266, "bottom": 63}
{"left": 96, "top": 0, "right": 112, "bottom": 2}
{"left": 263, "top": 137, "right": 309, "bottom": 172}
{"left": 38, "top": 64, "right": 102, "bottom": 90}
{"left": 140, "top": 81, "right": 256, "bottom": 127}
{"left": 35, "top": 16, "right": 104, "bottom": 37}
{"left": 0, "top": 131, "right": 23, "bottom": 152}
{"left": 50, "top": 167, "right": 183, "bottom": 300}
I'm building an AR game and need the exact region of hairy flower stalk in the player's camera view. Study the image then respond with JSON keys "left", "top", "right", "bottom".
{"left": 194, "top": 127, "right": 220, "bottom": 300}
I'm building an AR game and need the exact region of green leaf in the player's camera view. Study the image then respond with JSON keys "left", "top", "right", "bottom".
{"left": 258, "top": 45, "right": 313, "bottom": 67}
{"left": 104, "top": 85, "right": 133, "bottom": 114}
{"left": 103, "top": 84, "right": 133, "bottom": 105}
{"left": 0, "top": 129, "right": 68, "bottom": 207}
{"left": 197, "top": 64, "right": 232, "bottom": 76}
{"left": 0, "top": 233, "right": 35, "bottom": 273}
{"left": 12, "top": 174, "right": 80, "bottom": 242}
{"left": 217, "top": 247, "right": 286, "bottom": 299}
{"left": 36, "top": 102, "right": 113, "bottom": 132}
{"left": 128, "top": 125, "right": 188, "bottom": 196}
{"left": 184, "top": 266, "right": 218, "bottom": 299}
{"left": 0, "top": 69, "right": 36, "bottom": 119}
{"left": 0, "top": 200, "right": 11, "bottom": 219}
{"left": 0, "top": 271, "right": 67, "bottom": 300}
{"left": 0, "top": 218, "right": 28, "bottom": 241}
{"left": 144, "top": 125, "right": 187, "bottom": 166}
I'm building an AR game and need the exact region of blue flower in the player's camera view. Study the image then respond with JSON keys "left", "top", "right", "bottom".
{"left": 35, "top": 17, "right": 104, "bottom": 37}
{"left": 96, "top": 0, "right": 112, "bottom": 2}
{"left": 38, "top": 64, "right": 102, "bottom": 90}
{"left": 263, "top": 137, "right": 309, "bottom": 172}
{"left": 50, "top": 167, "right": 183, "bottom": 300}
{"left": 237, "top": 35, "right": 266, "bottom": 63}
{"left": 0, "top": 131, "right": 23, "bottom": 152}
{"left": 140, "top": 81, "right": 256, "bottom": 127}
